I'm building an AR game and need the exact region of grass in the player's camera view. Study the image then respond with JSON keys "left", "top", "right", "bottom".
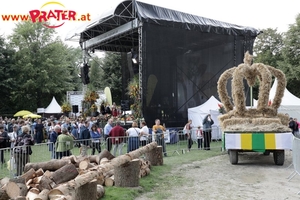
{"left": 0, "top": 140, "right": 223, "bottom": 200}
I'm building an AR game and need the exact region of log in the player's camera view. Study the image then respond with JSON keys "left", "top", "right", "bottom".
{"left": 99, "top": 149, "right": 115, "bottom": 161}
{"left": 95, "top": 172, "right": 105, "bottom": 186}
{"left": 78, "top": 160, "right": 94, "bottom": 170}
{"left": 37, "top": 175, "right": 53, "bottom": 191}
{"left": 51, "top": 163, "right": 78, "bottom": 185}
{"left": 103, "top": 169, "right": 114, "bottom": 178}
{"left": 6, "top": 181, "right": 28, "bottom": 199}
{"left": 15, "top": 196, "right": 26, "bottom": 200}
{"left": 114, "top": 159, "right": 140, "bottom": 187}
{"left": 21, "top": 168, "right": 36, "bottom": 182}
{"left": 0, "top": 177, "right": 10, "bottom": 187}
{"left": 34, "top": 189, "right": 49, "bottom": 200}
{"left": 100, "top": 158, "right": 110, "bottom": 165}
{"left": 89, "top": 155, "right": 100, "bottom": 164}
{"left": 104, "top": 175, "right": 114, "bottom": 187}
{"left": 35, "top": 168, "right": 44, "bottom": 177}
{"left": 24, "top": 159, "right": 71, "bottom": 173}
{"left": 0, "top": 188, "right": 9, "bottom": 200}
{"left": 75, "top": 180, "right": 97, "bottom": 200}
{"left": 43, "top": 170, "right": 52, "bottom": 178}
{"left": 145, "top": 146, "right": 163, "bottom": 166}
{"left": 96, "top": 184, "right": 105, "bottom": 199}
{"left": 48, "top": 142, "right": 158, "bottom": 198}
{"left": 32, "top": 176, "right": 42, "bottom": 184}
{"left": 26, "top": 188, "right": 39, "bottom": 200}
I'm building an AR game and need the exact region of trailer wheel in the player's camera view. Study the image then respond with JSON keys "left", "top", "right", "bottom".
{"left": 229, "top": 150, "right": 238, "bottom": 165}
{"left": 263, "top": 151, "right": 270, "bottom": 156}
{"left": 273, "top": 150, "right": 285, "bottom": 165}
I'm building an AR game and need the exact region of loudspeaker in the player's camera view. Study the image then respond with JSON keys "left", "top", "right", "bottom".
{"left": 121, "top": 100, "right": 130, "bottom": 111}
{"left": 72, "top": 105, "right": 79, "bottom": 113}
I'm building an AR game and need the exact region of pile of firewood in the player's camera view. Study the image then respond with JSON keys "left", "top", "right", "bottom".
{"left": 0, "top": 142, "right": 158, "bottom": 200}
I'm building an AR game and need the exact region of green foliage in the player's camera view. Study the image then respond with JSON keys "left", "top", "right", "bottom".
{"left": 100, "top": 52, "right": 122, "bottom": 104}
{"left": 88, "top": 56, "right": 103, "bottom": 91}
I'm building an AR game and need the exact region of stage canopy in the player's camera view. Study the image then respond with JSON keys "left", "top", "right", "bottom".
{"left": 67, "top": 0, "right": 260, "bottom": 126}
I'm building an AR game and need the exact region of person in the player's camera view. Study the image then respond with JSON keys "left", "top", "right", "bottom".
{"left": 184, "top": 119, "right": 193, "bottom": 152}
{"left": 140, "top": 121, "right": 150, "bottom": 146}
{"left": 8, "top": 124, "right": 18, "bottom": 149}
{"left": 14, "top": 125, "right": 34, "bottom": 176}
{"left": 294, "top": 118, "right": 300, "bottom": 138}
{"left": 90, "top": 124, "right": 102, "bottom": 155}
{"left": 104, "top": 118, "right": 113, "bottom": 151}
{"left": 79, "top": 121, "right": 91, "bottom": 147}
{"left": 109, "top": 121, "right": 125, "bottom": 156}
{"left": 49, "top": 125, "right": 60, "bottom": 159}
{"left": 34, "top": 119, "right": 44, "bottom": 144}
{"left": 126, "top": 121, "right": 141, "bottom": 153}
{"left": 152, "top": 119, "right": 167, "bottom": 156}
{"left": 196, "top": 126, "right": 203, "bottom": 149}
{"left": 289, "top": 117, "right": 298, "bottom": 136}
{"left": 202, "top": 114, "right": 214, "bottom": 150}
{"left": 0, "top": 124, "right": 9, "bottom": 164}
{"left": 55, "top": 127, "right": 74, "bottom": 159}
{"left": 100, "top": 103, "right": 106, "bottom": 115}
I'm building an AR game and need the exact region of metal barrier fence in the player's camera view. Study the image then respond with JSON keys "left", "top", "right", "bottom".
{"left": 0, "top": 128, "right": 223, "bottom": 178}
{"left": 288, "top": 136, "right": 300, "bottom": 194}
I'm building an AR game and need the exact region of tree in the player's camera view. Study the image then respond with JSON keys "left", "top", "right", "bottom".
{"left": 88, "top": 56, "right": 103, "bottom": 91}
{"left": 100, "top": 52, "right": 122, "bottom": 105}
{"left": 278, "top": 14, "right": 300, "bottom": 97}
{"left": 0, "top": 35, "right": 17, "bottom": 114}
{"left": 8, "top": 21, "right": 78, "bottom": 111}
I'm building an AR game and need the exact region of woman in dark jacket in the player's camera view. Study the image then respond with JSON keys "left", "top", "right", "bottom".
{"left": 14, "top": 125, "right": 34, "bottom": 176}
{"left": 0, "top": 124, "right": 9, "bottom": 164}
{"left": 202, "top": 114, "right": 214, "bottom": 150}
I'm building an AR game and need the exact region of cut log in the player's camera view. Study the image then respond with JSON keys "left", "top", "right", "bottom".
{"left": 21, "top": 168, "right": 36, "bottom": 182}
{"left": 114, "top": 159, "right": 140, "bottom": 187}
{"left": 24, "top": 159, "right": 71, "bottom": 173}
{"left": 14, "top": 196, "right": 26, "bottom": 200}
{"left": 95, "top": 172, "right": 105, "bottom": 186}
{"left": 37, "top": 175, "right": 53, "bottom": 191}
{"left": 0, "top": 188, "right": 9, "bottom": 200}
{"left": 75, "top": 180, "right": 97, "bottom": 200}
{"left": 35, "top": 168, "right": 44, "bottom": 177}
{"left": 43, "top": 170, "right": 52, "bottom": 178}
{"left": 103, "top": 169, "right": 114, "bottom": 178}
{"left": 33, "top": 189, "right": 49, "bottom": 200}
{"left": 100, "top": 158, "right": 110, "bottom": 165}
{"left": 96, "top": 184, "right": 105, "bottom": 199}
{"left": 48, "top": 194, "right": 72, "bottom": 200}
{"left": 26, "top": 188, "right": 39, "bottom": 200}
{"left": 104, "top": 175, "right": 114, "bottom": 187}
{"left": 99, "top": 149, "right": 115, "bottom": 161}
{"left": 78, "top": 160, "right": 94, "bottom": 170}
{"left": 32, "top": 176, "right": 42, "bottom": 184}
{"left": 0, "top": 177, "right": 10, "bottom": 187}
{"left": 51, "top": 163, "right": 78, "bottom": 185}
{"left": 145, "top": 146, "right": 163, "bottom": 166}
{"left": 48, "top": 142, "right": 158, "bottom": 198}
{"left": 89, "top": 155, "right": 100, "bottom": 164}
{"left": 6, "top": 182, "right": 28, "bottom": 199}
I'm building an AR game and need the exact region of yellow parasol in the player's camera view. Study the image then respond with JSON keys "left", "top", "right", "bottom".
{"left": 14, "top": 110, "right": 32, "bottom": 117}
{"left": 104, "top": 87, "right": 112, "bottom": 106}
{"left": 23, "top": 113, "right": 42, "bottom": 119}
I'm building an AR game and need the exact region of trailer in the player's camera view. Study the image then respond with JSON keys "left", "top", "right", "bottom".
{"left": 224, "top": 132, "right": 293, "bottom": 165}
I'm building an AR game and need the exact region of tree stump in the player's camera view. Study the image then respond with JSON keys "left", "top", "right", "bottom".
{"left": 0, "top": 188, "right": 9, "bottom": 200}
{"left": 75, "top": 180, "right": 97, "bottom": 200}
{"left": 51, "top": 163, "right": 78, "bottom": 185}
{"left": 145, "top": 146, "right": 163, "bottom": 166}
{"left": 114, "top": 159, "right": 140, "bottom": 187}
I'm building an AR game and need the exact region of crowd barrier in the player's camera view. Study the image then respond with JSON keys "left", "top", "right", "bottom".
{"left": 288, "top": 136, "right": 300, "bottom": 194}
{"left": 0, "top": 130, "right": 223, "bottom": 178}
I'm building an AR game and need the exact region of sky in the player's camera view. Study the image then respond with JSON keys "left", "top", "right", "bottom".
{"left": 0, "top": 0, "right": 299, "bottom": 48}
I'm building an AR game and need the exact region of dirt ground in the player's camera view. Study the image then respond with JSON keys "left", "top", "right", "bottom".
{"left": 136, "top": 150, "right": 300, "bottom": 200}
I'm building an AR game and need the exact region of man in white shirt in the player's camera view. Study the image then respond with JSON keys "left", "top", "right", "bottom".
{"left": 140, "top": 121, "right": 149, "bottom": 146}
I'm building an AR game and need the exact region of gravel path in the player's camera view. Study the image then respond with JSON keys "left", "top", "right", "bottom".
{"left": 136, "top": 151, "right": 300, "bottom": 200}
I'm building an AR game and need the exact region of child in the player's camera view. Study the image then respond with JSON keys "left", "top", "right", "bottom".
{"left": 196, "top": 126, "right": 203, "bottom": 149}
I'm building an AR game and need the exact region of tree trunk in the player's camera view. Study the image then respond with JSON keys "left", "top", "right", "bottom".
{"left": 51, "top": 163, "right": 78, "bottom": 185}
{"left": 75, "top": 180, "right": 97, "bottom": 200}
{"left": 99, "top": 149, "right": 115, "bottom": 161}
{"left": 24, "top": 159, "right": 70, "bottom": 173}
{"left": 96, "top": 185, "right": 105, "bottom": 199}
{"left": 104, "top": 175, "right": 114, "bottom": 187}
{"left": 37, "top": 175, "right": 53, "bottom": 191}
{"left": 6, "top": 181, "right": 28, "bottom": 199}
{"left": 33, "top": 189, "right": 49, "bottom": 200}
{"left": 0, "top": 188, "right": 9, "bottom": 200}
{"left": 145, "top": 146, "right": 163, "bottom": 166}
{"left": 114, "top": 159, "right": 140, "bottom": 187}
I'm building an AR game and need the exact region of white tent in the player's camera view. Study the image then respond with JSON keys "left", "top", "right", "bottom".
{"left": 254, "top": 79, "right": 300, "bottom": 119}
{"left": 187, "top": 96, "right": 222, "bottom": 140}
{"left": 45, "top": 97, "right": 62, "bottom": 114}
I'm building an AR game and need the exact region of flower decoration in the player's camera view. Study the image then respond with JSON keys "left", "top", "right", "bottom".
{"left": 61, "top": 101, "right": 71, "bottom": 113}
{"left": 218, "top": 103, "right": 226, "bottom": 114}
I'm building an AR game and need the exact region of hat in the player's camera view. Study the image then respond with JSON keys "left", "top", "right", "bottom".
{"left": 290, "top": 117, "right": 293, "bottom": 120}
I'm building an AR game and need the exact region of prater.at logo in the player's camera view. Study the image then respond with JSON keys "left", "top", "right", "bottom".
{"left": 29, "top": 1, "right": 90, "bottom": 28}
